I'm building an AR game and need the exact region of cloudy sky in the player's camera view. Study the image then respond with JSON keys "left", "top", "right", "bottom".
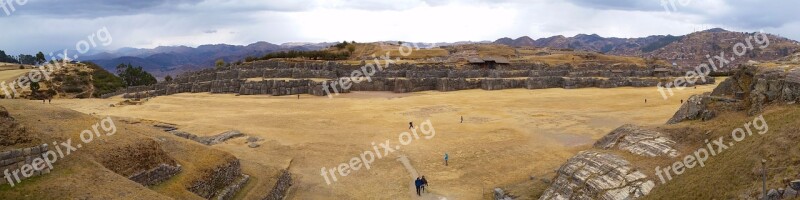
{"left": 1, "top": 0, "right": 799, "bottom": 55}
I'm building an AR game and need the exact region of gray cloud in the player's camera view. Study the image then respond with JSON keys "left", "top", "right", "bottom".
{"left": 1, "top": 0, "right": 797, "bottom": 55}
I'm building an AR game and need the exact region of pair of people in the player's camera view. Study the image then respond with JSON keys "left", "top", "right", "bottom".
{"left": 414, "top": 176, "right": 429, "bottom": 196}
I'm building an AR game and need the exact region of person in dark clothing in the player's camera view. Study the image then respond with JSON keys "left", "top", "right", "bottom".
{"left": 460, "top": 116, "right": 463, "bottom": 123}
{"left": 421, "top": 176, "right": 429, "bottom": 193}
{"left": 415, "top": 177, "right": 423, "bottom": 196}
{"left": 680, "top": 99, "right": 683, "bottom": 104}
{"left": 409, "top": 122, "right": 414, "bottom": 129}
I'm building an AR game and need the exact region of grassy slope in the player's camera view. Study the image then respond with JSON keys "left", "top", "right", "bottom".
{"left": 0, "top": 100, "right": 237, "bottom": 200}
{"left": 639, "top": 105, "right": 800, "bottom": 199}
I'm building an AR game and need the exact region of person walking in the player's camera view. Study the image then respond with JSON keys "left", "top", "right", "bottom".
{"left": 409, "top": 122, "right": 414, "bottom": 129}
{"left": 680, "top": 99, "right": 683, "bottom": 104}
{"left": 421, "top": 176, "right": 429, "bottom": 193}
{"left": 415, "top": 177, "right": 423, "bottom": 196}
{"left": 460, "top": 116, "right": 463, "bottom": 123}
{"left": 444, "top": 153, "right": 449, "bottom": 166}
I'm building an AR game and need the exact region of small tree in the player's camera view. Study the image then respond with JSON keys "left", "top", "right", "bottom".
{"left": 215, "top": 59, "right": 226, "bottom": 69}
{"left": 30, "top": 81, "right": 40, "bottom": 93}
{"left": 35, "top": 52, "right": 46, "bottom": 65}
{"left": 19, "top": 65, "right": 24, "bottom": 69}
{"left": 164, "top": 75, "right": 173, "bottom": 82}
{"left": 347, "top": 45, "right": 356, "bottom": 54}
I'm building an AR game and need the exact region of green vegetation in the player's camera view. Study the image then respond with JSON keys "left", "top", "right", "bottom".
{"left": 35, "top": 52, "right": 46, "bottom": 65}
{"left": 641, "top": 35, "right": 683, "bottom": 53}
{"left": 115, "top": 63, "right": 157, "bottom": 87}
{"left": 215, "top": 59, "right": 226, "bottom": 69}
{"left": 29, "top": 81, "right": 40, "bottom": 92}
{"left": 85, "top": 62, "right": 125, "bottom": 97}
{"left": 164, "top": 75, "right": 173, "bottom": 82}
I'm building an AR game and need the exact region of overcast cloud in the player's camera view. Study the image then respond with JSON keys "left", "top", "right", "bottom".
{"left": 1, "top": 0, "right": 798, "bottom": 55}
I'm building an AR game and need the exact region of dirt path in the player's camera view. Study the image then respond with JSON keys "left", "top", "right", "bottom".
{"left": 397, "top": 155, "right": 450, "bottom": 200}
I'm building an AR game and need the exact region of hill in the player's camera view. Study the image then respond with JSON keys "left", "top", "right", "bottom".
{"left": 494, "top": 29, "right": 800, "bottom": 69}
{"left": 84, "top": 42, "right": 320, "bottom": 79}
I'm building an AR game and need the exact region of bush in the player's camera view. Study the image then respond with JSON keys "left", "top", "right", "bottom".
{"left": 84, "top": 62, "right": 125, "bottom": 98}
{"left": 19, "top": 65, "right": 24, "bottom": 69}
{"left": 64, "top": 87, "right": 84, "bottom": 93}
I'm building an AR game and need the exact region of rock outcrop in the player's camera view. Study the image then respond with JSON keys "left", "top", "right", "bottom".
{"left": 539, "top": 151, "right": 655, "bottom": 200}
{"left": 594, "top": 124, "right": 678, "bottom": 157}
{"left": 540, "top": 124, "right": 680, "bottom": 200}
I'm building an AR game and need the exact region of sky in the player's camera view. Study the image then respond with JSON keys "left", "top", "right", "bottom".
{"left": 1, "top": 0, "right": 799, "bottom": 55}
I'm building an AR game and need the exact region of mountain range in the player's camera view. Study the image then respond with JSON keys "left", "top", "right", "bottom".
{"left": 85, "top": 28, "right": 800, "bottom": 78}
{"left": 494, "top": 28, "right": 800, "bottom": 68}
{"left": 82, "top": 42, "right": 336, "bottom": 78}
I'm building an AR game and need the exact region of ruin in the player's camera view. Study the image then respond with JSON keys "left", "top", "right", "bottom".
{"left": 101, "top": 60, "right": 715, "bottom": 99}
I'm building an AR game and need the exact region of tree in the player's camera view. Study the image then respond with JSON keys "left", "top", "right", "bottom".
{"left": 35, "top": 52, "right": 46, "bottom": 65}
{"left": 30, "top": 81, "right": 40, "bottom": 92}
{"left": 116, "top": 63, "right": 157, "bottom": 87}
{"left": 17, "top": 54, "right": 36, "bottom": 65}
{"left": 347, "top": 45, "right": 356, "bottom": 54}
{"left": 164, "top": 75, "right": 173, "bottom": 82}
{"left": 215, "top": 59, "right": 226, "bottom": 69}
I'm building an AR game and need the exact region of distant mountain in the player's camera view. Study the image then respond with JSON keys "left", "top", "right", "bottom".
{"left": 494, "top": 36, "right": 535, "bottom": 47}
{"left": 82, "top": 41, "right": 328, "bottom": 78}
{"left": 495, "top": 28, "right": 800, "bottom": 68}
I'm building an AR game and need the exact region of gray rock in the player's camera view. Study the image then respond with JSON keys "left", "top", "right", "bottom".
{"left": 248, "top": 143, "right": 260, "bottom": 148}
{"left": 701, "top": 110, "right": 716, "bottom": 121}
{"left": 791, "top": 180, "right": 800, "bottom": 190}
{"left": 594, "top": 124, "right": 678, "bottom": 157}
{"left": 767, "top": 189, "right": 779, "bottom": 200}
{"left": 494, "top": 188, "right": 513, "bottom": 200}
{"left": 246, "top": 136, "right": 260, "bottom": 143}
{"left": 539, "top": 151, "right": 654, "bottom": 200}
{"left": 667, "top": 94, "right": 709, "bottom": 124}
{"left": 784, "top": 186, "right": 798, "bottom": 198}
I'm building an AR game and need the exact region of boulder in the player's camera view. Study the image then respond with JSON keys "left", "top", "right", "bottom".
{"left": 248, "top": 143, "right": 260, "bottom": 148}
{"left": 791, "top": 180, "right": 800, "bottom": 190}
{"left": 784, "top": 186, "right": 798, "bottom": 199}
{"left": 667, "top": 94, "right": 709, "bottom": 124}
{"left": 594, "top": 124, "right": 678, "bottom": 157}
{"left": 767, "top": 189, "right": 779, "bottom": 200}
{"left": 539, "top": 151, "right": 654, "bottom": 200}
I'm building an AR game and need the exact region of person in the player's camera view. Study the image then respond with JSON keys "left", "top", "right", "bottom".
{"left": 415, "top": 177, "right": 423, "bottom": 196}
{"left": 460, "top": 116, "right": 463, "bottom": 123}
{"left": 645, "top": 99, "right": 647, "bottom": 103}
{"left": 409, "top": 122, "right": 414, "bottom": 129}
{"left": 680, "top": 99, "right": 683, "bottom": 104}
{"left": 297, "top": 94, "right": 300, "bottom": 99}
{"left": 421, "top": 176, "right": 429, "bottom": 193}
{"left": 444, "top": 153, "right": 449, "bottom": 166}
{"left": 48, "top": 97, "right": 52, "bottom": 104}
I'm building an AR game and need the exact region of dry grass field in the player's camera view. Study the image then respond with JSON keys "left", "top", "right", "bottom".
{"left": 51, "top": 83, "right": 720, "bottom": 199}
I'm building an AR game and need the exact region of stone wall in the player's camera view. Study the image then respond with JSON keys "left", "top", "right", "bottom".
{"left": 100, "top": 60, "right": 716, "bottom": 99}
{"left": 0, "top": 144, "right": 51, "bottom": 186}
{"left": 187, "top": 159, "right": 245, "bottom": 199}
{"left": 264, "top": 170, "right": 292, "bottom": 200}
{"left": 128, "top": 163, "right": 182, "bottom": 186}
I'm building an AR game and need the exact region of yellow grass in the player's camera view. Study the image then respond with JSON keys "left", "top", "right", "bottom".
{"left": 51, "top": 83, "right": 719, "bottom": 199}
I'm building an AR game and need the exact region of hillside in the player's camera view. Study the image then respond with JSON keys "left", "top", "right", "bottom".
{"left": 0, "top": 101, "right": 249, "bottom": 200}
{"left": 493, "top": 29, "right": 800, "bottom": 69}
{"left": 85, "top": 42, "right": 322, "bottom": 78}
